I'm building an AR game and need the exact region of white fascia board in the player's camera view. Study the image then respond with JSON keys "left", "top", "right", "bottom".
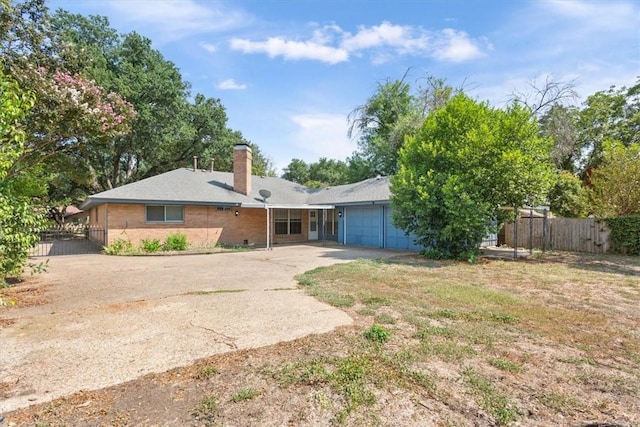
{"left": 241, "top": 203, "right": 335, "bottom": 209}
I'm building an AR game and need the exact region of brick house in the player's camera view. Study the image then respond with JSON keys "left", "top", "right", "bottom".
{"left": 80, "top": 144, "right": 422, "bottom": 250}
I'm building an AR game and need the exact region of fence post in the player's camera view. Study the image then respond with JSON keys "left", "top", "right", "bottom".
{"left": 529, "top": 208, "right": 534, "bottom": 255}
{"left": 542, "top": 209, "right": 548, "bottom": 253}
{"left": 513, "top": 207, "right": 518, "bottom": 259}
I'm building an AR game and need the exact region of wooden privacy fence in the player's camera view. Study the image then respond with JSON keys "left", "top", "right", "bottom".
{"left": 504, "top": 217, "right": 610, "bottom": 254}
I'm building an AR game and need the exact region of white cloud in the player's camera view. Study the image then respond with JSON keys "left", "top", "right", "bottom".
{"left": 432, "top": 29, "right": 487, "bottom": 62}
{"left": 289, "top": 114, "right": 355, "bottom": 161}
{"left": 341, "top": 21, "right": 414, "bottom": 51}
{"left": 199, "top": 42, "right": 217, "bottom": 53}
{"left": 230, "top": 37, "right": 349, "bottom": 64}
{"left": 217, "top": 79, "right": 247, "bottom": 90}
{"left": 104, "top": 0, "right": 250, "bottom": 41}
{"left": 230, "top": 21, "right": 489, "bottom": 65}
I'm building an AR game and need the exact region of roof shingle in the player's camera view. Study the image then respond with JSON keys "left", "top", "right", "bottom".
{"left": 80, "top": 168, "right": 391, "bottom": 209}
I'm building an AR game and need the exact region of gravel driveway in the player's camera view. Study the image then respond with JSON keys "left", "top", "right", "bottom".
{"left": 0, "top": 244, "right": 405, "bottom": 412}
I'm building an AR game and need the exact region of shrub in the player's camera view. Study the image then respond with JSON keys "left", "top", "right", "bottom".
{"left": 103, "top": 238, "right": 135, "bottom": 255}
{"left": 364, "top": 324, "right": 391, "bottom": 344}
{"left": 164, "top": 232, "right": 188, "bottom": 251}
{"left": 605, "top": 216, "right": 640, "bottom": 255}
{"left": 141, "top": 238, "right": 161, "bottom": 253}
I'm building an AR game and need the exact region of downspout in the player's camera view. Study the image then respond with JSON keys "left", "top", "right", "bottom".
{"left": 381, "top": 205, "right": 385, "bottom": 249}
{"left": 265, "top": 206, "right": 270, "bottom": 250}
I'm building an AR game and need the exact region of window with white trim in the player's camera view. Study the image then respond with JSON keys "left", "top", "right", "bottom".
{"left": 146, "top": 205, "right": 184, "bottom": 222}
{"left": 274, "top": 209, "right": 302, "bottom": 235}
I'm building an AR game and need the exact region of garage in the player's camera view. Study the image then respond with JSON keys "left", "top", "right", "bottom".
{"left": 341, "top": 206, "right": 382, "bottom": 247}
{"left": 337, "top": 205, "right": 422, "bottom": 250}
{"left": 383, "top": 206, "right": 422, "bottom": 250}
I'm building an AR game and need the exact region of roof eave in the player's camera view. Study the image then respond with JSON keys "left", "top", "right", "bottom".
{"left": 80, "top": 198, "right": 243, "bottom": 210}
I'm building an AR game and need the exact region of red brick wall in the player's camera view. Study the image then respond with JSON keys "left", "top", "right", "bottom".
{"left": 101, "top": 204, "right": 312, "bottom": 247}
{"left": 100, "top": 204, "right": 276, "bottom": 246}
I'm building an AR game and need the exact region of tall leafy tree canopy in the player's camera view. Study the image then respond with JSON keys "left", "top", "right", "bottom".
{"left": 50, "top": 10, "right": 273, "bottom": 195}
{"left": 391, "top": 94, "right": 554, "bottom": 259}
{"left": 2, "top": 1, "right": 274, "bottom": 208}
{"left": 578, "top": 80, "right": 640, "bottom": 172}
{"left": 589, "top": 141, "right": 640, "bottom": 217}
{"left": 347, "top": 74, "right": 459, "bottom": 180}
{"left": 282, "top": 157, "right": 350, "bottom": 187}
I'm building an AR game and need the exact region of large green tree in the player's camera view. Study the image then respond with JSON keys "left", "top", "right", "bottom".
{"left": 282, "top": 157, "right": 349, "bottom": 187}
{"left": 51, "top": 10, "right": 273, "bottom": 193}
{"left": 2, "top": 0, "right": 134, "bottom": 228}
{"left": 347, "top": 74, "right": 459, "bottom": 180}
{"left": 391, "top": 94, "right": 554, "bottom": 259}
{"left": 539, "top": 104, "right": 581, "bottom": 173}
{"left": 282, "top": 158, "right": 310, "bottom": 184}
{"left": 589, "top": 142, "right": 640, "bottom": 217}
{"left": 579, "top": 79, "right": 640, "bottom": 172}
{"left": 547, "top": 171, "right": 588, "bottom": 218}
{"left": 2, "top": 1, "right": 135, "bottom": 206}
{"left": 347, "top": 78, "right": 413, "bottom": 178}
{"left": 0, "top": 70, "right": 47, "bottom": 284}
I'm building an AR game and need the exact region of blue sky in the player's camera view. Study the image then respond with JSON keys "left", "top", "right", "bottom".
{"left": 48, "top": 0, "right": 639, "bottom": 174}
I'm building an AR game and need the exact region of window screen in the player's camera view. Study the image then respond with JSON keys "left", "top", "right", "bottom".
{"left": 146, "top": 205, "right": 184, "bottom": 222}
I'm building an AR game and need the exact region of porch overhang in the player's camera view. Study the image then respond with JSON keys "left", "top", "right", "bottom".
{"left": 240, "top": 204, "right": 336, "bottom": 250}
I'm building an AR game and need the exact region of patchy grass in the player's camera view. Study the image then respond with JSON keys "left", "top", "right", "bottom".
{"left": 191, "top": 395, "right": 218, "bottom": 425}
{"left": 287, "top": 254, "right": 640, "bottom": 425}
{"left": 296, "top": 269, "right": 356, "bottom": 308}
{"left": 536, "top": 390, "right": 582, "bottom": 414}
{"left": 462, "top": 366, "right": 522, "bottom": 425}
{"left": 194, "top": 365, "right": 219, "bottom": 380}
{"left": 229, "top": 387, "right": 260, "bottom": 402}
{"left": 487, "top": 357, "right": 522, "bottom": 374}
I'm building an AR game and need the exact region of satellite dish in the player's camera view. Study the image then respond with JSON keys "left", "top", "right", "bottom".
{"left": 259, "top": 189, "right": 271, "bottom": 202}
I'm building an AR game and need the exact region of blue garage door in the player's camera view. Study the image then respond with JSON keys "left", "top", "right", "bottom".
{"left": 344, "top": 206, "right": 382, "bottom": 247}
{"left": 384, "top": 207, "right": 422, "bottom": 250}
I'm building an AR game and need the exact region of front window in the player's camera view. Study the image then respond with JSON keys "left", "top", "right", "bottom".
{"left": 274, "top": 209, "right": 302, "bottom": 235}
{"left": 146, "top": 205, "right": 184, "bottom": 222}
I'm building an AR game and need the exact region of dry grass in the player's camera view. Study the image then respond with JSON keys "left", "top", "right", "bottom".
{"left": 5, "top": 252, "right": 639, "bottom": 426}
{"left": 295, "top": 253, "right": 640, "bottom": 425}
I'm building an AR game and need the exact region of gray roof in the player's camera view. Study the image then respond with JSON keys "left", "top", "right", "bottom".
{"left": 307, "top": 176, "right": 391, "bottom": 205}
{"left": 80, "top": 168, "right": 392, "bottom": 210}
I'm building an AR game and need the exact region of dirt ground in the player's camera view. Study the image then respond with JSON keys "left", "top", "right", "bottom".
{"left": 0, "top": 244, "right": 406, "bottom": 415}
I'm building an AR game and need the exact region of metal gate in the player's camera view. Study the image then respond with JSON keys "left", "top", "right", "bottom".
{"left": 31, "top": 226, "right": 105, "bottom": 257}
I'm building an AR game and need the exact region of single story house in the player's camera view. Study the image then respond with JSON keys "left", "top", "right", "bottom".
{"left": 80, "top": 144, "right": 423, "bottom": 250}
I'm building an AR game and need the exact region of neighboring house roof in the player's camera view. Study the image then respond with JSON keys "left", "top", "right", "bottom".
{"left": 62, "top": 205, "right": 83, "bottom": 217}
{"left": 80, "top": 168, "right": 392, "bottom": 210}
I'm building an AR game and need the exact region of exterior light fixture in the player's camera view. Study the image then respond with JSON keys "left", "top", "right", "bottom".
{"left": 235, "top": 210, "right": 239, "bottom": 216}
{"left": 338, "top": 211, "right": 343, "bottom": 218}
